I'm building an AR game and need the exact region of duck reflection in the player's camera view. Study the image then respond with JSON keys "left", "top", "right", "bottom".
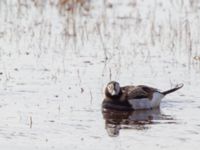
{"left": 102, "top": 108, "right": 174, "bottom": 137}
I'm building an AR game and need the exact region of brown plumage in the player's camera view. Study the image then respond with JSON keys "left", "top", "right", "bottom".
{"left": 122, "top": 85, "right": 158, "bottom": 100}
{"left": 103, "top": 81, "right": 184, "bottom": 110}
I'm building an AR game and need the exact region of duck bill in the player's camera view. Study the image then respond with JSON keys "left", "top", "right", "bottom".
{"left": 111, "top": 90, "right": 116, "bottom": 96}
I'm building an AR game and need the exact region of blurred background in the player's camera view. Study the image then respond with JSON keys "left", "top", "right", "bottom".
{"left": 0, "top": 0, "right": 200, "bottom": 149}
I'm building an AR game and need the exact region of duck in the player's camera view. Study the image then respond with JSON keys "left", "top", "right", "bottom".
{"left": 102, "top": 81, "right": 184, "bottom": 110}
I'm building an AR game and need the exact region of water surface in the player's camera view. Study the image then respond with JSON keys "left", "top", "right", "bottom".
{"left": 0, "top": 0, "right": 200, "bottom": 149}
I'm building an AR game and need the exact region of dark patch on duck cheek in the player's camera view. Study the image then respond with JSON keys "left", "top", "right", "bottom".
{"left": 114, "top": 85, "right": 117, "bottom": 94}
{"left": 114, "top": 84, "right": 119, "bottom": 94}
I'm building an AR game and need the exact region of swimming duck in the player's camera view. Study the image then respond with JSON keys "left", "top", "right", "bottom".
{"left": 102, "top": 81, "right": 184, "bottom": 110}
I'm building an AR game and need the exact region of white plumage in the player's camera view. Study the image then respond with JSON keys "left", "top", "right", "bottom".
{"left": 128, "top": 92, "right": 164, "bottom": 110}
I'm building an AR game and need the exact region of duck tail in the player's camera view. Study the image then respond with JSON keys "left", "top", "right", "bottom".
{"left": 161, "top": 83, "right": 184, "bottom": 95}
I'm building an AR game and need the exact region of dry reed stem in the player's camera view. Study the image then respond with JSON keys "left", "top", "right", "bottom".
{"left": 30, "top": 116, "right": 32, "bottom": 128}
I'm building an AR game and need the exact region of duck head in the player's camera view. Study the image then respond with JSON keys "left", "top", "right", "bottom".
{"left": 105, "top": 81, "right": 121, "bottom": 97}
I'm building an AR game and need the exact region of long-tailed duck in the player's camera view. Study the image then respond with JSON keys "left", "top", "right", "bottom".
{"left": 102, "top": 81, "right": 184, "bottom": 110}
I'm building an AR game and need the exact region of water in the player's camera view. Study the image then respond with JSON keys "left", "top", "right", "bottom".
{"left": 0, "top": 0, "right": 200, "bottom": 149}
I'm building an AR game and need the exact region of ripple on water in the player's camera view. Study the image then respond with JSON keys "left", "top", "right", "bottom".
{"left": 102, "top": 108, "right": 176, "bottom": 137}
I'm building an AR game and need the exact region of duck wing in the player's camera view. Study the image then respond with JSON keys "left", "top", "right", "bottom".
{"left": 125, "top": 85, "right": 159, "bottom": 99}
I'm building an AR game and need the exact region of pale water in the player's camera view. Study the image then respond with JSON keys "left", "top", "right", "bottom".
{"left": 0, "top": 0, "right": 200, "bottom": 149}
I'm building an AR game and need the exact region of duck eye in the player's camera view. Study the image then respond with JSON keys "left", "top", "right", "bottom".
{"left": 107, "top": 84, "right": 114, "bottom": 92}
{"left": 109, "top": 84, "right": 114, "bottom": 90}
